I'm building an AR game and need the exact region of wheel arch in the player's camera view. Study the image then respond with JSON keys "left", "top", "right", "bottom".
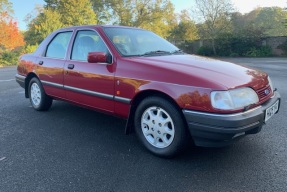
{"left": 125, "top": 89, "right": 183, "bottom": 134}
{"left": 25, "top": 72, "right": 39, "bottom": 98}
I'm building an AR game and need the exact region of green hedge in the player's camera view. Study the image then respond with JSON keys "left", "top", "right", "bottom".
{"left": 196, "top": 46, "right": 214, "bottom": 56}
{"left": 196, "top": 37, "right": 273, "bottom": 57}
{"left": 278, "top": 40, "right": 287, "bottom": 56}
{"left": 0, "top": 44, "right": 37, "bottom": 66}
{"left": 0, "top": 50, "right": 22, "bottom": 66}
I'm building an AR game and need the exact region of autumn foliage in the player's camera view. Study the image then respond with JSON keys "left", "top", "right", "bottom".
{"left": 0, "top": 12, "right": 25, "bottom": 50}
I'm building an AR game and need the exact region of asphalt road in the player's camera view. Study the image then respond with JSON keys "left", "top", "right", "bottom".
{"left": 0, "top": 58, "right": 286, "bottom": 192}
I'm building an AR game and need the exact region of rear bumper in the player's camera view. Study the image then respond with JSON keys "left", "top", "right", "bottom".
{"left": 183, "top": 91, "right": 280, "bottom": 147}
{"left": 15, "top": 74, "right": 26, "bottom": 88}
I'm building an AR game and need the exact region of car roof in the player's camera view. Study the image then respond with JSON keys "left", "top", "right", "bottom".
{"left": 57, "top": 25, "right": 142, "bottom": 31}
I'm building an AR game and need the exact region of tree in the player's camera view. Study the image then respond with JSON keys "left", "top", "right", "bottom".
{"left": 43, "top": 0, "right": 59, "bottom": 9}
{"left": 0, "top": 16, "right": 25, "bottom": 50}
{"left": 103, "top": 0, "right": 177, "bottom": 37}
{"left": 0, "top": 0, "right": 25, "bottom": 66}
{"left": 25, "top": 8, "right": 63, "bottom": 45}
{"left": 44, "top": 0, "right": 97, "bottom": 26}
{"left": 252, "top": 7, "right": 287, "bottom": 36}
{"left": 26, "top": 0, "right": 97, "bottom": 45}
{"left": 0, "top": 0, "right": 24, "bottom": 50}
{"left": 194, "top": 0, "right": 234, "bottom": 55}
{"left": 169, "top": 10, "right": 199, "bottom": 41}
{"left": 231, "top": 11, "right": 266, "bottom": 39}
{"left": 138, "top": 0, "right": 177, "bottom": 37}
{"left": 0, "top": 0, "right": 13, "bottom": 15}
{"left": 57, "top": 0, "right": 97, "bottom": 26}
{"left": 90, "top": 0, "right": 112, "bottom": 24}
{"left": 231, "top": 7, "right": 287, "bottom": 39}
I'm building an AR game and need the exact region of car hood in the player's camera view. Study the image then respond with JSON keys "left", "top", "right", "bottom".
{"left": 125, "top": 54, "right": 268, "bottom": 90}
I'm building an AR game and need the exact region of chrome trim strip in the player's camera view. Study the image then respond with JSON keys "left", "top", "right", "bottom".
{"left": 183, "top": 106, "right": 262, "bottom": 118}
{"left": 41, "top": 80, "right": 64, "bottom": 88}
{"left": 114, "top": 96, "right": 131, "bottom": 104}
{"left": 15, "top": 74, "right": 26, "bottom": 82}
{"left": 40, "top": 80, "right": 131, "bottom": 104}
{"left": 64, "top": 85, "right": 114, "bottom": 100}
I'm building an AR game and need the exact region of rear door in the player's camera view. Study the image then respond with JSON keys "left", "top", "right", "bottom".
{"left": 36, "top": 31, "right": 73, "bottom": 99}
{"left": 64, "top": 29, "right": 115, "bottom": 113}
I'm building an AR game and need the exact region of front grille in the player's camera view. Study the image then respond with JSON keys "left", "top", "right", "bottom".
{"left": 256, "top": 85, "right": 272, "bottom": 103}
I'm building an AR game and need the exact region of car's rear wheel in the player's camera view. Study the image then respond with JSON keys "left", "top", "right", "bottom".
{"left": 29, "top": 77, "right": 52, "bottom": 111}
{"left": 134, "top": 96, "right": 188, "bottom": 158}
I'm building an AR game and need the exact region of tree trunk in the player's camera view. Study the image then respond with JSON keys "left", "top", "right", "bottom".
{"left": 211, "top": 38, "right": 217, "bottom": 56}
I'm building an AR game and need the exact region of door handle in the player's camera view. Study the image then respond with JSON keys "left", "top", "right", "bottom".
{"left": 68, "top": 64, "right": 74, "bottom": 69}
{"left": 38, "top": 61, "right": 44, "bottom": 65}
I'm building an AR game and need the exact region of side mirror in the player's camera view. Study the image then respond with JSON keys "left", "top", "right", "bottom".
{"left": 87, "top": 52, "right": 108, "bottom": 63}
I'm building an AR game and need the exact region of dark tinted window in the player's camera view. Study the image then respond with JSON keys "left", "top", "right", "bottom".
{"left": 71, "top": 30, "right": 108, "bottom": 61}
{"left": 46, "top": 32, "right": 72, "bottom": 59}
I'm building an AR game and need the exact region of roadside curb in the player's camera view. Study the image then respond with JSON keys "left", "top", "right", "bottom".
{"left": 217, "top": 57, "right": 287, "bottom": 64}
{"left": 0, "top": 64, "right": 17, "bottom": 68}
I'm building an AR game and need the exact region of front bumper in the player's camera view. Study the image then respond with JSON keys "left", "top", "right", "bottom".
{"left": 183, "top": 91, "right": 281, "bottom": 147}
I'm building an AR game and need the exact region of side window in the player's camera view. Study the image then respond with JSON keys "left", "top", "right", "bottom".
{"left": 71, "top": 30, "right": 108, "bottom": 61}
{"left": 46, "top": 31, "right": 72, "bottom": 59}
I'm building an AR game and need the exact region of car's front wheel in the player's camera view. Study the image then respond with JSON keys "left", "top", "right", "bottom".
{"left": 134, "top": 96, "right": 188, "bottom": 158}
{"left": 28, "top": 77, "right": 53, "bottom": 111}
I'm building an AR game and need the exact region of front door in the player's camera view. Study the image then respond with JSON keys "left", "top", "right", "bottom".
{"left": 64, "top": 30, "right": 115, "bottom": 113}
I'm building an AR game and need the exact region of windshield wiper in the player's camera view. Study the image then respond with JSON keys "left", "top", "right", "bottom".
{"left": 138, "top": 49, "right": 184, "bottom": 57}
{"left": 140, "top": 50, "right": 171, "bottom": 56}
{"left": 170, "top": 49, "right": 185, "bottom": 54}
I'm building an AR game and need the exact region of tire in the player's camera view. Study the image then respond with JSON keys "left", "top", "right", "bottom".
{"left": 28, "top": 77, "right": 53, "bottom": 111}
{"left": 134, "top": 96, "right": 188, "bottom": 158}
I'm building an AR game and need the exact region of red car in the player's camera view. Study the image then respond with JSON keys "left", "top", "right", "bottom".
{"left": 16, "top": 25, "right": 280, "bottom": 157}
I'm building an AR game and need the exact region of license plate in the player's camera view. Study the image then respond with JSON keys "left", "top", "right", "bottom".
{"left": 265, "top": 100, "right": 279, "bottom": 122}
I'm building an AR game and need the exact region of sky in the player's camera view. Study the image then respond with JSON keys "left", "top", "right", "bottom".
{"left": 9, "top": 0, "right": 287, "bottom": 30}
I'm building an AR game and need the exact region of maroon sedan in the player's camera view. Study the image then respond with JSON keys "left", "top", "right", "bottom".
{"left": 16, "top": 25, "right": 280, "bottom": 157}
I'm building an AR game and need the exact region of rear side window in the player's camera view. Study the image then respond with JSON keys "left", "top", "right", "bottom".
{"left": 46, "top": 31, "right": 72, "bottom": 59}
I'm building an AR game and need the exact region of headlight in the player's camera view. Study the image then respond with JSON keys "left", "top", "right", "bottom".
{"left": 268, "top": 76, "right": 274, "bottom": 93}
{"left": 211, "top": 87, "right": 259, "bottom": 110}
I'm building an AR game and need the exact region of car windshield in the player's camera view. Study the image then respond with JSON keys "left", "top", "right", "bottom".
{"left": 103, "top": 27, "right": 182, "bottom": 57}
